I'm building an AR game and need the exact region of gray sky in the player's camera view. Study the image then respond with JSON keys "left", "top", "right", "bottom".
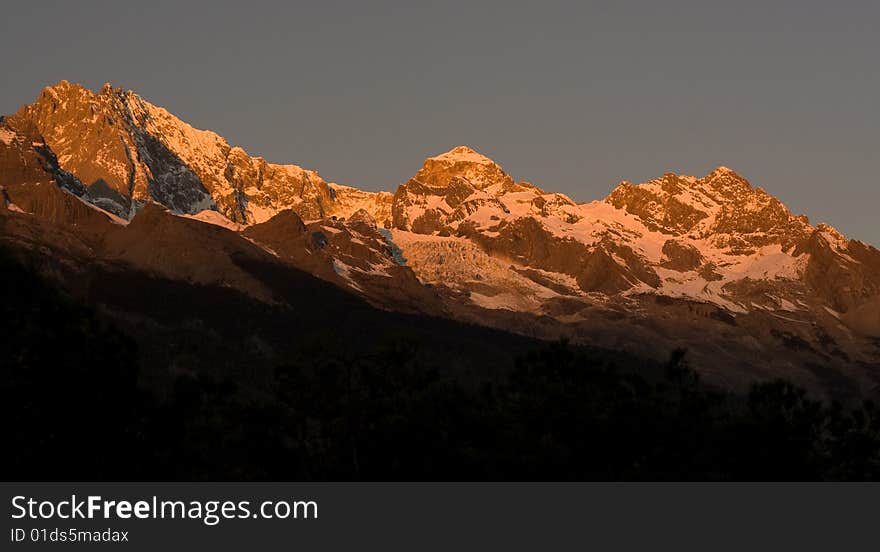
{"left": 2, "top": 1, "right": 877, "bottom": 245}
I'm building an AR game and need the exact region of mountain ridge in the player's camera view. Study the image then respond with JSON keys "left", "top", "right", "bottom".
{"left": 3, "top": 80, "right": 879, "bottom": 397}
{"left": 6, "top": 81, "right": 861, "bottom": 239}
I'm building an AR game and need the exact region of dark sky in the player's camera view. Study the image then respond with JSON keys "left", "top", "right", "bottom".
{"left": 2, "top": 1, "right": 877, "bottom": 245}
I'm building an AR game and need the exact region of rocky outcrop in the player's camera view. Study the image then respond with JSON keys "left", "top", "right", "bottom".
{"left": 347, "top": 208, "right": 377, "bottom": 228}
{"left": 606, "top": 175, "right": 709, "bottom": 235}
{"left": 661, "top": 240, "right": 703, "bottom": 271}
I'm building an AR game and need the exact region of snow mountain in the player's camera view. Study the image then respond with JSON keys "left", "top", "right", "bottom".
{"left": 2, "top": 81, "right": 879, "bottom": 398}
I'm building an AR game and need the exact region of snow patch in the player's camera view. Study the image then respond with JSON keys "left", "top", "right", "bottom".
{"left": 428, "top": 146, "right": 496, "bottom": 165}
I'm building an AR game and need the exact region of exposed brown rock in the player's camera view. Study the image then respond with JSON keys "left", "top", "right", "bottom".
{"left": 0, "top": 116, "right": 114, "bottom": 235}
{"left": 347, "top": 208, "right": 377, "bottom": 228}
{"left": 796, "top": 226, "right": 880, "bottom": 312}
{"left": 841, "top": 295, "right": 880, "bottom": 337}
{"left": 661, "top": 239, "right": 703, "bottom": 271}
{"left": 410, "top": 208, "right": 448, "bottom": 234}
{"left": 100, "top": 203, "right": 276, "bottom": 301}
{"left": 699, "top": 262, "right": 724, "bottom": 282}
{"left": 606, "top": 178, "right": 709, "bottom": 235}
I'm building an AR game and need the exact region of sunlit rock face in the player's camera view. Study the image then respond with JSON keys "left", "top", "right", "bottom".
{"left": 9, "top": 81, "right": 341, "bottom": 223}
{"left": 328, "top": 184, "right": 394, "bottom": 228}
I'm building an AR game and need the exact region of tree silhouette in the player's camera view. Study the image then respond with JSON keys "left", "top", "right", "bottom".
{"left": 2, "top": 246, "right": 880, "bottom": 481}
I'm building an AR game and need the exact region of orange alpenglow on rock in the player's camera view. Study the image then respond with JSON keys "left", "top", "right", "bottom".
{"left": 3, "top": 81, "right": 880, "bottom": 396}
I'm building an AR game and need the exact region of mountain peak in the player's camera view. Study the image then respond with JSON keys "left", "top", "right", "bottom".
{"left": 40, "top": 79, "right": 84, "bottom": 100}
{"left": 427, "top": 145, "right": 497, "bottom": 166}
{"left": 39, "top": 80, "right": 130, "bottom": 102}
{"left": 99, "top": 82, "right": 118, "bottom": 95}
{"left": 704, "top": 165, "right": 749, "bottom": 186}
{"left": 711, "top": 165, "right": 736, "bottom": 174}
{"left": 45, "top": 79, "right": 76, "bottom": 91}
{"left": 408, "top": 145, "right": 512, "bottom": 192}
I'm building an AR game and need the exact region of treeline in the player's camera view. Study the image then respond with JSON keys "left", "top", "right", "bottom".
{"left": 2, "top": 249, "right": 879, "bottom": 480}
{"left": 134, "top": 343, "right": 879, "bottom": 480}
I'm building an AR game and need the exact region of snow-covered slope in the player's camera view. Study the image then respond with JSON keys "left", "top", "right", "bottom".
{"left": 385, "top": 145, "right": 880, "bottom": 320}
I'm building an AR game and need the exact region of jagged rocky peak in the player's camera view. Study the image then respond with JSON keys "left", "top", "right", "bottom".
{"left": 608, "top": 165, "right": 747, "bottom": 206}
{"left": 391, "top": 145, "right": 519, "bottom": 232}
{"left": 813, "top": 223, "right": 849, "bottom": 249}
{"left": 9, "top": 80, "right": 338, "bottom": 225}
{"left": 704, "top": 165, "right": 744, "bottom": 179}
{"left": 15, "top": 81, "right": 143, "bottom": 217}
{"left": 37, "top": 79, "right": 89, "bottom": 102}
{"left": 605, "top": 174, "right": 711, "bottom": 236}
{"left": 605, "top": 165, "right": 813, "bottom": 248}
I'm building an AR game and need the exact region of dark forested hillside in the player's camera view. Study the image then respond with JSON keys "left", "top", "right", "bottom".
{"left": 2, "top": 247, "right": 878, "bottom": 481}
